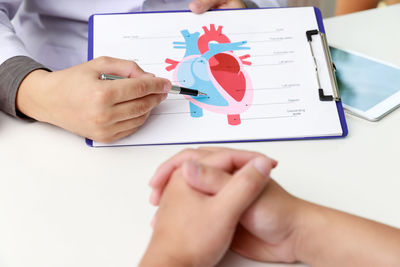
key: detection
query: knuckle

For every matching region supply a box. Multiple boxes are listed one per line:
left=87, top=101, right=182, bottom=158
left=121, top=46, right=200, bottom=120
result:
left=157, top=94, right=166, bottom=104
left=136, top=113, right=150, bottom=125
left=129, top=115, right=147, bottom=129
left=180, top=148, right=197, bottom=157
left=113, top=127, right=139, bottom=143
left=92, top=88, right=113, bottom=106
left=143, top=72, right=156, bottom=78
left=96, top=56, right=113, bottom=65
left=129, top=128, right=139, bottom=135
left=99, top=137, right=114, bottom=144
left=92, top=129, right=112, bottom=143
left=89, top=109, right=112, bottom=126
left=130, top=61, right=141, bottom=71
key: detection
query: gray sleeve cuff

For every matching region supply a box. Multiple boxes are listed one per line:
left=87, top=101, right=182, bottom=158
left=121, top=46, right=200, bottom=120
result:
left=0, top=56, right=51, bottom=120
left=243, top=0, right=259, bottom=8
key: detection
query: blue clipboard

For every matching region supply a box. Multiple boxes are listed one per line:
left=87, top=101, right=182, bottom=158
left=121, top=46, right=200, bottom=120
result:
left=86, top=7, right=348, bottom=147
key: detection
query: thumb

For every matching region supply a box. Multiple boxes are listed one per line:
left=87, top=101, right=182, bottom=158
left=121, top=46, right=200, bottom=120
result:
left=189, top=0, right=244, bottom=13
left=214, top=157, right=273, bottom=222
left=189, top=0, right=216, bottom=13
left=182, top=160, right=231, bottom=195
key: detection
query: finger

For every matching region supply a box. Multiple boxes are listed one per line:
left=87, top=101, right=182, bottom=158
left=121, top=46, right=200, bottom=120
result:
left=198, top=149, right=278, bottom=174
left=214, top=156, right=273, bottom=222
left=148, top=148, right=219, bottom=206
left=108, top=77, right=171, bottom=104
left=189, top=0, right=244, bottom=13
left=149, top=147, right=265, bottom=189
left=182, top=160, right=231, bottom=195
left=108, top=127, right=140, bottom=143
left=91, top=56, right=146, bottom=78
left=149, top=147, right=216, bottom=188
left=111, top=93, right=167, bottom=122
left=149, top=187, right=163, bottom=206
left=111, top=112, right=151, bottom=134
left=149, top=147, right=277, bottom=205
left=182, top=155, right=276, bottom=196
left=142, top=72, right=156, bottom=78
left=189, top=0, right=219, bottom=13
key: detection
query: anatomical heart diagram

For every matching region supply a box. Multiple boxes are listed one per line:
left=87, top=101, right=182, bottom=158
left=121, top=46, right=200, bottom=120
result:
left=165, top=24, right=253, bottom=125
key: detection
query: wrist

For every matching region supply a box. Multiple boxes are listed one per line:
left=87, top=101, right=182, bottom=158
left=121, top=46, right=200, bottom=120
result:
left=139, top=237, right=192, bottom=267
left=140, top=254, right=189, bottom=267
left=293, top=200, right=328, bottom=265
left=16, top=69, right=52, bottom=122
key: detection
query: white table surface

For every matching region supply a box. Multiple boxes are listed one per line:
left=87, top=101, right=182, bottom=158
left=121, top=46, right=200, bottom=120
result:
left=1, top=5, right=400, bottom=267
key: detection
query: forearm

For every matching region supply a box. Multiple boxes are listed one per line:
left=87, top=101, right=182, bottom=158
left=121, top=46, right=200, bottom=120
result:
left=335, top=0, right=379, bottom=15
left=0, top=56, right=50, bottom=119
left=140, top=251, right=189, bottom=267
left=296, top=201, right=400, bottom=267
left=385, top=0, right=400, bottom=5
left=139, top=233, right=194, bottom=267
left=15, top=68, right=53, bottom=121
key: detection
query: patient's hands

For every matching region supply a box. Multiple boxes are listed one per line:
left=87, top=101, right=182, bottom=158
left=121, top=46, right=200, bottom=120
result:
left=149, top=147, right=303, bottom=263
left=185, top=161, right=303, bottom=263
left=140, top=149, right=273, bottom=267
left=147, top=147, right=400, bottom=267
left=17, top=57, right=170, bottom=143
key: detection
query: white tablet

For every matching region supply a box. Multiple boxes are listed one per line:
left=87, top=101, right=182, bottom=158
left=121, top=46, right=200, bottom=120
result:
left=330, top=46, right=400, bottom=121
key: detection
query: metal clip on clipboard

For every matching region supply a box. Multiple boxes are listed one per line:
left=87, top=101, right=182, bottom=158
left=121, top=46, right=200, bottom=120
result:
left=306, top=30, right=340, bottom=102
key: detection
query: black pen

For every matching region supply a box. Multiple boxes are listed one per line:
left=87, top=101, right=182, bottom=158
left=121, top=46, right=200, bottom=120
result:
left=100, top=74, right=207, bottom=97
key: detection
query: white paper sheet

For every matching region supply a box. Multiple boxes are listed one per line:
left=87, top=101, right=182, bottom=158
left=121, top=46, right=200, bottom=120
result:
left=91, top=7, right=344, bottom=146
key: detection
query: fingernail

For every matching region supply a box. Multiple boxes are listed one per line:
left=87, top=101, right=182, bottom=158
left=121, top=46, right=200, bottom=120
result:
left=162, top=93, right=168, bottom=101
left=252, top=157, right=272, bottom=177
left=271, top=159, right=278, bottom=168
left=191, top=0, right=203, bottom=11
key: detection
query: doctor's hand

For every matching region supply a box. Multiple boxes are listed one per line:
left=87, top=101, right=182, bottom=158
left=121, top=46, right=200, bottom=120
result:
left=16, top=57, right=170, bottom=143
left=140, top=156, right=272, bottom=267
left=189, top=0, right=246, bottom=14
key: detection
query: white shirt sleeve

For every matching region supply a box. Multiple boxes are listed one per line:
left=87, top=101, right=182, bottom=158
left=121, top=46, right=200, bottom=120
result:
left=0, top=1, right=31, bottom=65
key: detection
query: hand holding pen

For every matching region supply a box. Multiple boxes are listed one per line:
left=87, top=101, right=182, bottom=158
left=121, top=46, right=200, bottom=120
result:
left=100, top=74, right=207, bottom=97
left=17, top=57, right=187, bottom=143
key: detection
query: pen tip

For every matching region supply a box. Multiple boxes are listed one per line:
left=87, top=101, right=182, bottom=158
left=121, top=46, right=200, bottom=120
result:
left=199, top=92, right=207, bottom=96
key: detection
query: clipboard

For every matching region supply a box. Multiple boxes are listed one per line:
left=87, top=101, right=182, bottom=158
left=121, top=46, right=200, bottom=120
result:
left=86, top=7, right=348, bottom=147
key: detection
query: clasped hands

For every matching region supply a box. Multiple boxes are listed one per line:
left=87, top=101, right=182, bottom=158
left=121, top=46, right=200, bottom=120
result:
left=140, top=147, right=310, bottom=267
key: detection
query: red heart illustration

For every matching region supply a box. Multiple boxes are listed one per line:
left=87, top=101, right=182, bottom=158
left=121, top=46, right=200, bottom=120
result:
left=209, top=53, right=246, bottom=102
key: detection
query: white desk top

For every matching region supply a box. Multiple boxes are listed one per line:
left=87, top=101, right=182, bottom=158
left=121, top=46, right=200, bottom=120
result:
left=1, top=5, right=399, bottom=267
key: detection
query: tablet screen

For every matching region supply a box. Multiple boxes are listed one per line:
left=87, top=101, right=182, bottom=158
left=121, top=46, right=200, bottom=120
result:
left=330, top=47, right=400, bottom=112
